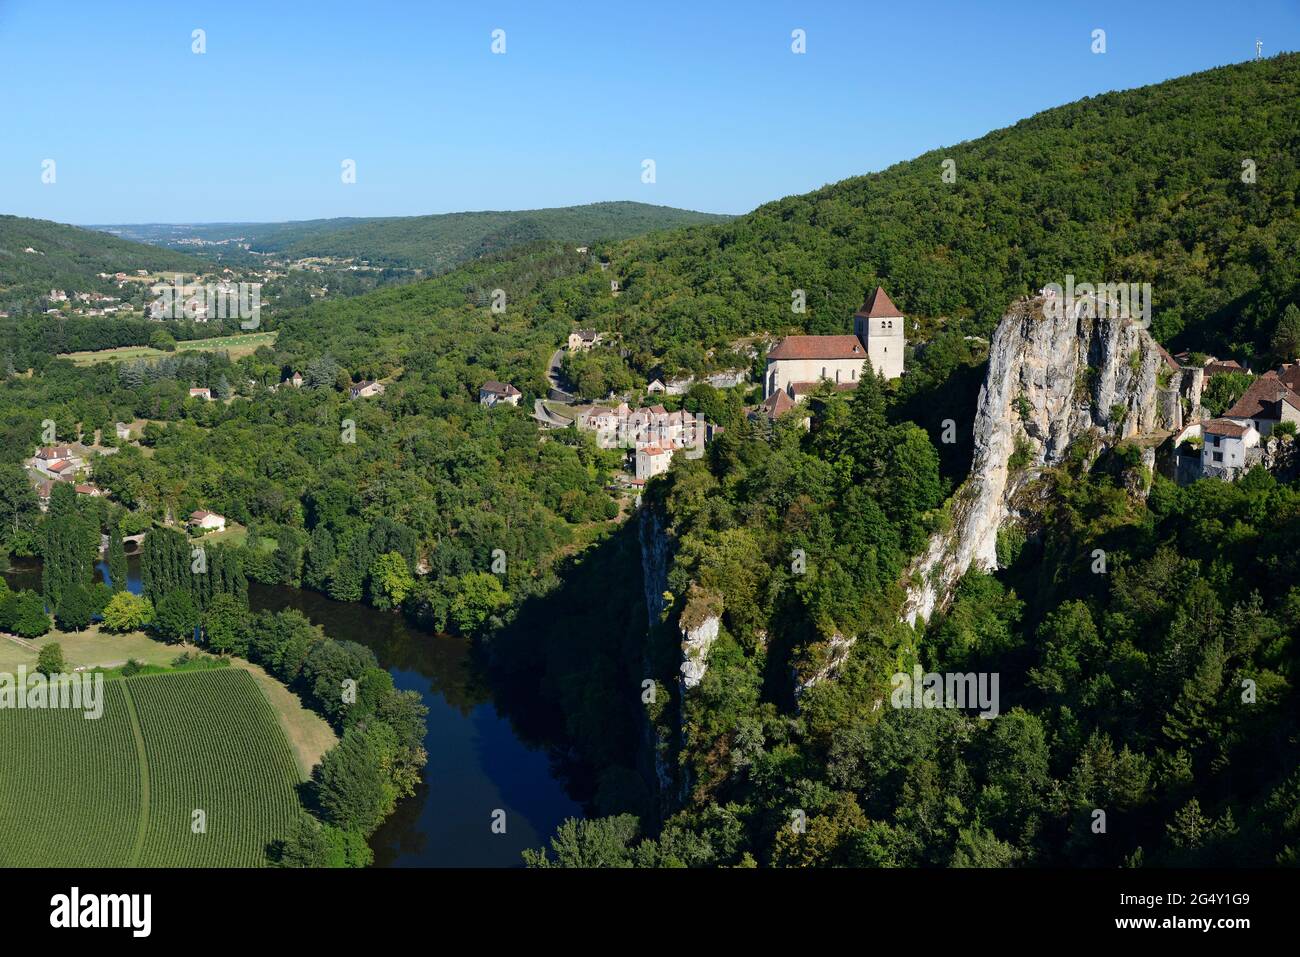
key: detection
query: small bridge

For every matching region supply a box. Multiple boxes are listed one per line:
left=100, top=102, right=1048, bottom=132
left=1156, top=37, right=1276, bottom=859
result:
left=100, top=532, right=147, bottom=553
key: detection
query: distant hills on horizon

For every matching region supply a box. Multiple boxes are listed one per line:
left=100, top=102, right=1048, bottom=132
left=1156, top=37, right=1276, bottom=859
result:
left=85, top=201, right=735, bottom=271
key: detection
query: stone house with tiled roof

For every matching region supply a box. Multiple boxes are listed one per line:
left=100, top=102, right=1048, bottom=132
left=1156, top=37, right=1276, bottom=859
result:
left=1224, top=371, right=1300, bottom=437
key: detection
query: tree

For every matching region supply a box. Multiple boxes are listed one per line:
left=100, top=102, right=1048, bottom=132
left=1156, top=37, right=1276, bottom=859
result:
left=202, top=593, right=250, bottom=656
left=106, top=523, right=128, bottom=592
left=273, top=527, right=305, bottom=587
left=12, top=591, right=51, bottom=638
left=274, top=814, right=373, bottom=868
left=313, top=724, right=397, bottom=835
left=304, top=525, right=336, bottom=590
left=101, top=591, right=155, bottom=633
left=449, top=572, right=509, bottom=635
left=0, top=464, right=39, bottom=547
left=369, top=551, right=414, bottom=610
left=1271, top=303, right=1300, bottom=361
left=35, top=641, right=65, bottom=676
left=54, top=583, right=94, bottom=633
left=152, top=589, right=199, bottom=643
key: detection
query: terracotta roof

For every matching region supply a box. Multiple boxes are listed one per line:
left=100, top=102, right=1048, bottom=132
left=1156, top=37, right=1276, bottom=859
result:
left=37, top=446, right=75, bottom=459
left=480, top=380, right=521, bottom=396
left=759, top=390, right=796, bottom=418
left=1204, top=418, right=1252, bottom=438
left=1278, top=364, right=1300, bottom=393
left=1225, top=372, right=1300, bottom=420
left=855, top=286, right=904, bottom=319
left=190, top=509, right=221, bottom=521
left=48, top=460, right=74, bottom=473
left=1205, top=359, right=1244, bottom=376
left=1151, top=341, right=1181, bottom=373
left=768, top=335, right=865, bottom=361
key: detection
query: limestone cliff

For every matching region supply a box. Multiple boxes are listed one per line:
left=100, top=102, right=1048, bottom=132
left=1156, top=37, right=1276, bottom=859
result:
left=903, top=293, right=1186, bottom=625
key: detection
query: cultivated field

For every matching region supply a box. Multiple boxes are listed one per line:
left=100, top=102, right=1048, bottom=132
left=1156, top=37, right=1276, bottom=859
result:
left=0, top=669, right=302, bottom=866
left=59, top=330, right=278, bottom=366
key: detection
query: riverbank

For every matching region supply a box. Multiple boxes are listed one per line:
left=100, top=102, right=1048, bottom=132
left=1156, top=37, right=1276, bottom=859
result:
left=3, top=557, right=585, bottom=866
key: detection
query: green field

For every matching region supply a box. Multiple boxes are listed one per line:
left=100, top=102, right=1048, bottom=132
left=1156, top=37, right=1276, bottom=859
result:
left=0, top=668, right=302, bottom=866
left=60, top=330, right=278, bottom=366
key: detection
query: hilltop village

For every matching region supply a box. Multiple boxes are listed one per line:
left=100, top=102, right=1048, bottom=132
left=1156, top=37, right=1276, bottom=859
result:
left=529, top=286, right=907, bottom=484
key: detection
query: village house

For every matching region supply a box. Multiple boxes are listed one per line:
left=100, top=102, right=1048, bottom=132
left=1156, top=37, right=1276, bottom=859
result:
left=1201, top=419, right=1261, bottom=479
left=578, top=402, right=709, bottom=451
left=74, top=483, right=104, bottom=497
left=635, top=440, right=681, bottom=482
left=1223, top=370, right=1300, bottom=437
left=567, top=330, right=603, bottom=352
left=646, top=371, right=696, bottom=396
left=32, top=445, right=83, bottom=479
left=349, top=380, right=385, bottom=399
left=286, top=371, right=304, bottom=388
left=764, top=286, right=906, bottom=401
left=189, top=387, right=213, bottom=401
left=479, top=380, right=523, bottom=407
left=189, top=509, right=227, bottom=532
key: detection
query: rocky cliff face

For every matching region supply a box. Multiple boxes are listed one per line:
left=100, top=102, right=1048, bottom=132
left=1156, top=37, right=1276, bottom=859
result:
left=903, top=294, right=1184, bottom=624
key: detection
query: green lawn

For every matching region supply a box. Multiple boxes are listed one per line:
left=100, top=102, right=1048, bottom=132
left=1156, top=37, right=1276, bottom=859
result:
left=0, top=668, right=303, bottom=866
left=60, top=330, right=278, bottom=366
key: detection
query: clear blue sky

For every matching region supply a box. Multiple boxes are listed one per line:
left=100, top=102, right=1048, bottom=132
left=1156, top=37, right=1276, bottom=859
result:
left=0, top=0, right=1295, bottom=224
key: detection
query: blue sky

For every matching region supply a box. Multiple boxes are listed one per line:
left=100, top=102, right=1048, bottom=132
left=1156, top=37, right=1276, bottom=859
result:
left=0, top=0, right=1296, bottom=224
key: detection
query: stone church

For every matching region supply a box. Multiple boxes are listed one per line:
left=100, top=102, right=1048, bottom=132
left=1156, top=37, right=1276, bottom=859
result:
left=764, top=286, right=905, bottom=401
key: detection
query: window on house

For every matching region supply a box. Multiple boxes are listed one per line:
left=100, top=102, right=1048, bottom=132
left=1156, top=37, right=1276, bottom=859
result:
left=1213, top=451, right=1223, bottom=463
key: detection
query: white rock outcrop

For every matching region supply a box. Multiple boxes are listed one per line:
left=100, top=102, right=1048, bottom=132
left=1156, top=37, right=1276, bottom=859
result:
left=903, top=294, right=1183, bottom=625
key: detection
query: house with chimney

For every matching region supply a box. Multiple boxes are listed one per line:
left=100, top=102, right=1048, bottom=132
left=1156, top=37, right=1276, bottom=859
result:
left=32, top=445, right=84, bottom=479
left=349, top=380, right=385, bottom=399
left=479, top=380, right=522, bottom=407
left=764, top=286, right=905, bottom=401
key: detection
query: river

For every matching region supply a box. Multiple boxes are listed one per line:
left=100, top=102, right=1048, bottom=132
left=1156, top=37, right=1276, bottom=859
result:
left=2, top=556, right=584, bottom=867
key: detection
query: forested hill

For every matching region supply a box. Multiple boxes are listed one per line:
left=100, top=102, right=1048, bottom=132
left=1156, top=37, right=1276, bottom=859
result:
left=93, top=201, right=734, bottom=272
left=0, top=215, right=204, bottom=311
left=549, top=53, right=1299, bottom=363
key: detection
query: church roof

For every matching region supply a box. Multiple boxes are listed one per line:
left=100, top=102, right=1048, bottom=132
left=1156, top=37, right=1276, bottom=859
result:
left=767, top=335, right=864, bottom=360
left=855, top=286, right=904, bottom=319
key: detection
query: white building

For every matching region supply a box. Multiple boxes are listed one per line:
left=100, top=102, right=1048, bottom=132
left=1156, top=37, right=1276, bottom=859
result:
left=1201, top=418, right=1260, bottom=479
left=189, top=510, right=227, bottom=532
left=479, top=380, right=522, bottom=407
left=349, top=380, right=385, bottom=399
left=189, top=387, right=213, bottom=401
left=635, top=440, right=680, bottom=481
left=764, top=286, right=905, bottom=400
